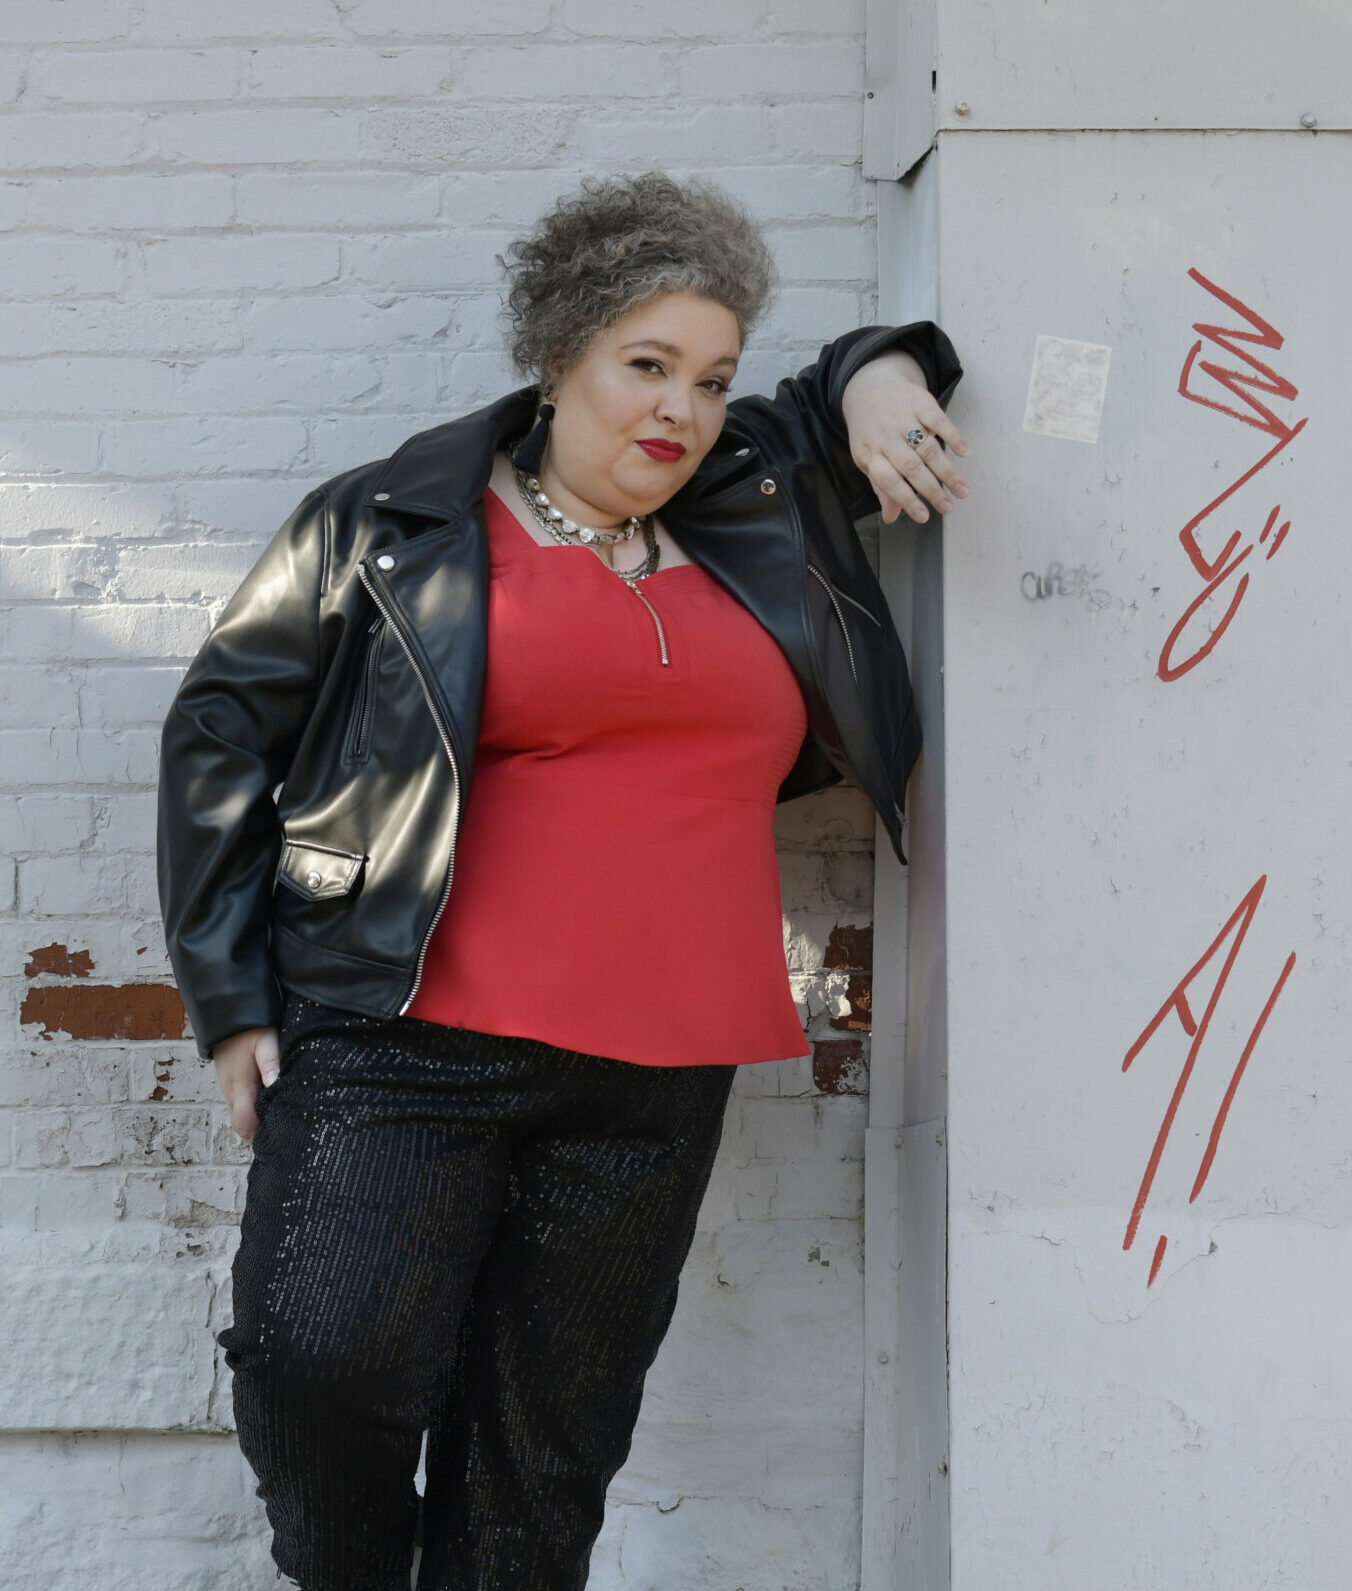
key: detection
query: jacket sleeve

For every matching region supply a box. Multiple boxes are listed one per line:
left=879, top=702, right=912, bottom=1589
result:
left=157, top=486, right=329, bottom=1059
left=727, top=321, right=963, bottom=521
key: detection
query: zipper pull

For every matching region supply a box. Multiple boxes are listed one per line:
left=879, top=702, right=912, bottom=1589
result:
left=627, top=581, right=670, bottom=667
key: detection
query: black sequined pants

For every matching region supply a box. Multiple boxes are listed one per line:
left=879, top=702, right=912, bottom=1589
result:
left=219, top=997, right=736, bottom=1591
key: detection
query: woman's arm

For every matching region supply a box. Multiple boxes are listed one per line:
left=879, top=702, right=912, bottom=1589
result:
left=158, top=486, right=329, bottom=1061
left=725, top=320, right=965, bottom=523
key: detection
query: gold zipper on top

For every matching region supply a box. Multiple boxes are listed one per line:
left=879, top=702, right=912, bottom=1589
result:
left=625, top=579, right=670, bottom=667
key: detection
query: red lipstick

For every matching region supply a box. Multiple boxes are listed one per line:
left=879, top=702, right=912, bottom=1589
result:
left=636, top=439, right=687, bottom=462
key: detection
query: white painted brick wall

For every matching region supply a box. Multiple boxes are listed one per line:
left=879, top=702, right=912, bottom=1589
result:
left=0, top=3, right=886, bottom=1586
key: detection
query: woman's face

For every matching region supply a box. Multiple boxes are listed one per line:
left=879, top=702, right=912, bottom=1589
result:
left=542, top=291, right=742, bottom=524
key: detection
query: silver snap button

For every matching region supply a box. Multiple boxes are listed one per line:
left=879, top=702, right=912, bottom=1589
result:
left=376, top=554, right=395, bottom=571
left=735, top=447, right=750, bottom=458
left=759, top=478, right=776, bottom=495
left=305, top=870, right=323, bottom=890
left=373, top=491, right=391, bottom=502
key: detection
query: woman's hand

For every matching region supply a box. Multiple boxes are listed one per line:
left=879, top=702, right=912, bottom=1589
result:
left=213, top=1025, right=280, bottom=1142
left=840, top=351, right=970, bottom=525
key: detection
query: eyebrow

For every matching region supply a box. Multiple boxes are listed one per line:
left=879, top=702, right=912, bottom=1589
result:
left=619, top=339, right=740, bottom=369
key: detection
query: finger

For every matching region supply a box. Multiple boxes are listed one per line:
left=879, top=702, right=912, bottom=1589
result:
left=255, top=1027, right=281, bottom=1089
left=868, top=454, right=939, bottom=524
left=232, top=1093, right=260, bottom=1142
left=911, top=435, right=969, bottom=500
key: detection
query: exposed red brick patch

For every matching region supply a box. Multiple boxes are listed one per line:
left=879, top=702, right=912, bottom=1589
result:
left=823, top=924, right=873, bottom=972
left=828, top=974, right=872, bottom=1033
left=151, top=1062, right=172, bottom=1102
left=813, top=1038, right=868, bottom=1095
left=25, top=943, right=95, bottom=979
left=20, top=983, right=187, bottom=1041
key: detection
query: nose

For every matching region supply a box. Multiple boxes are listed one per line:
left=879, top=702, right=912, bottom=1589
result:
left=655, top=381, right=694, bottom=429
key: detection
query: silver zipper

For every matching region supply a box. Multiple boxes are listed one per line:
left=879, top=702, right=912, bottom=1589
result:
left=357, top=564, right=461, bottom=1011
left=626, top=580, right=670, bottom=667
left=343, top=616, right=385, bottom=763
left=807, top=563, right=857, bottom=684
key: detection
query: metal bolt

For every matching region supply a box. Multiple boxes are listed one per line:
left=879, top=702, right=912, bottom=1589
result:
left=305, top=870, right=323, bottom=890
left=954, top=100, right=970, bottom=117
left=759, top=478, right=776, bottom=495
left=372, top=491, right=390, bottom=501
left=376, top=554, right=395, bottom=571
left=1300, top=112, right=1318, bottom=129
left=877, top=1350, right=890, bottom=1365
left=735, top=447, right=750, bottom=458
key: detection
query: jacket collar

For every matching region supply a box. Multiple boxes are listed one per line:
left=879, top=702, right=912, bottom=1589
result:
left=364, top=387, right=540, bottom=521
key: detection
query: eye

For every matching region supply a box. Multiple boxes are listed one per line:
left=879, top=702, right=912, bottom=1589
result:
left=701, top=378, right=731, bottom=397
left=631, top=358, right=664, bottom=375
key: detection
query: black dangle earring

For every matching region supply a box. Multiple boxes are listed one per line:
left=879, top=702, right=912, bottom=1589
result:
left=514, top=386, right=556, bottom=475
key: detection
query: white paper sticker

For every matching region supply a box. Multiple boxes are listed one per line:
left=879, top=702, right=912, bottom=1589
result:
left=1023, top=335, right=1113, bottom=443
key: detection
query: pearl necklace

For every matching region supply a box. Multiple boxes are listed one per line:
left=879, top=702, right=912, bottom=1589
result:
left=508, top=453, right=661, bottom=580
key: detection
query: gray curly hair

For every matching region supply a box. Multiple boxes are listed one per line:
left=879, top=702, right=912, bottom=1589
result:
left=502, top=171, right=778, bottom=385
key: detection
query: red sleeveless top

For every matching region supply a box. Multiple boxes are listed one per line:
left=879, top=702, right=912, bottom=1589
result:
left=404, top=489, right=810, bottom=1067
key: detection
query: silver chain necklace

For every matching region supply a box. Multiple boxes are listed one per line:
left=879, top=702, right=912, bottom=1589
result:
left=508, top=452, right=661, bottom=581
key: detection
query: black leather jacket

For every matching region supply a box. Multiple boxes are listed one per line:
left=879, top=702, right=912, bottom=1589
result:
left=158, top=322, right=962, bottom=1056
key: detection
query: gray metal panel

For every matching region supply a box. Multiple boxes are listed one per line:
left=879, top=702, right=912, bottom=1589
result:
left=935, top=0, right=1350, bottom=131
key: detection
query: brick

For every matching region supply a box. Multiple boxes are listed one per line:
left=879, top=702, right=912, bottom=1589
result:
left=360, top=102, right=577, bottom=168
left=129, top=1049, right=219, bottom=1106
left=824, top=850, right=874, bottom=909
left=0, top=1042, right=130, bottom=1108
left=100, top=415, right=308, bottom=478
left=243, top=293, right=455, bottom=356
left=308, top=413, right=434, bottom=478
left=136, top=0, right=342, bottom=43
left=14, top=1107, right=120, bottom=1168
left=0, top=234, right=125, bottom=296
left=341, top=228, right=511, bottom=291
left=823, top=923, right=873, bottom=971
left=0, top=666, right=82, bottom=731
left=25, top=168, right=227, bottom=231
left=773, top=782, right=876, bottom=851
left=153, top=106, right=362, bottom=166
left=0, top=55, right=24, bottom=103
left=110, top=540, right=266, bottom=602
left=0, top=297, right=242, bottom=357
left=0, top=858, right=14, bottom=913
left=0, top=1, right=134, bottom=45
left=236, top=169, right=441, bottom=228
left=7, top=356, right=181, bottom=416
left=812, top=1037, right=868, bottom=1095
left=0, top=1262, right=217, bottom=1428
left=78, top=664, right=184, bottom=728
left=344, top=0, right=551, bottom=36
left=25, top=942, right=95, bottom=977
left=169, top=475, right=329, bottom=539
left=765, top=222, right=877, bottom=283
left=564, top=105, right=767, bottom=166
left=768, top=100, right=867, bottom=162
left=457, top=42, right=669, bottom=98
left=0, top=603, right=212, bottom=664
left=19, top=852, right=160, bottom=918
left=116, top=1105, right=213, bottom=1166
left=245, top=43, right=455, bottom=99
left=826, top=972, right=872, bottom=1032
left=141, top=233, right=342, bottom=296
left=559, top=0, right=761, bottom=38
left=20, top=983, right=186, bottom=1043
left=171, top=352, right=381, bottom=413
left=0, top=542, right=115, bottom=601
left=440, top=167, right=593, bottom=226
left=0, top=729, right=160, bottom=786
left=37, top=46, right=238, bottom=103
left=0, top=111, right=145, bottom=172
left=0, top=796, right=95, bottom=852
left=119, top=1166, right=244, bottom=1225
left=0, top=420, right=102, bottom=477
left=716, top=165, right=869, bottom=224
left=674, top=42, right=863, bottom=98
left=93, top=791, right=158, bottom=850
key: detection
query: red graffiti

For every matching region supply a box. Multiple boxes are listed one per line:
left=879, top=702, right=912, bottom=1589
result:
left=1122, top=874, right=1297, bottom=1285
left=1158, top=269, right=1307, bottom=681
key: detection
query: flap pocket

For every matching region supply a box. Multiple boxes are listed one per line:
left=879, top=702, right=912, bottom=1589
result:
left=276, top=839, right=365, bottom=902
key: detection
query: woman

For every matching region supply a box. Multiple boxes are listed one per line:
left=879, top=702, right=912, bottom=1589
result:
left=158, top=172, right=967, bottom=1591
